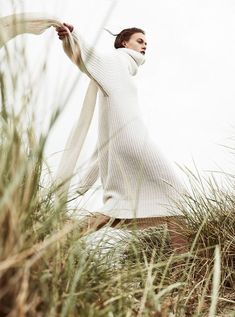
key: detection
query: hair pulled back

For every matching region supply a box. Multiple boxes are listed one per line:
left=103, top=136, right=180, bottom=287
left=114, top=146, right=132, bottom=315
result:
left=104, top=27, right=145, bottom=49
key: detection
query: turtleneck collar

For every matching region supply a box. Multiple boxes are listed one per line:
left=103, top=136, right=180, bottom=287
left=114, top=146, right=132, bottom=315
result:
left=116, top=47, right=146, bottom=76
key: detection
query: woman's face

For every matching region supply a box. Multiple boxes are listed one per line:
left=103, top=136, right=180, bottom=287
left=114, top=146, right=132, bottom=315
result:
left=122, top=32, right=147, bottom=55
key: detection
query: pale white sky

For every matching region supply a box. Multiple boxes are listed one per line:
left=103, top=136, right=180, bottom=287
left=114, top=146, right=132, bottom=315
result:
left=1, top=0, right=235, bottom=209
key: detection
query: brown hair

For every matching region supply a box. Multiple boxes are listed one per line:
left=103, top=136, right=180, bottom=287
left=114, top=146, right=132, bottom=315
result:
left=104, top=27, right=145, bottom=49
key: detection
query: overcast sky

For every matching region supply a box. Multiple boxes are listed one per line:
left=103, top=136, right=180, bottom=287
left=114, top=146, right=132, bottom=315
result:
left=1, top=0, right=235, bottom=209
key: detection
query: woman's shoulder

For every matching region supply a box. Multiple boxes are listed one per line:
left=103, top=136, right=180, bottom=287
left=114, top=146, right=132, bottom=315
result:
left=97, top=49, right=125, bottom=72
left=103, top=48, right=121, bottom=60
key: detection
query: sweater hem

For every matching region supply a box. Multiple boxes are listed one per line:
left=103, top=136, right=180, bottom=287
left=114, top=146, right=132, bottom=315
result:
left=97, top=199, right=184, bottom=219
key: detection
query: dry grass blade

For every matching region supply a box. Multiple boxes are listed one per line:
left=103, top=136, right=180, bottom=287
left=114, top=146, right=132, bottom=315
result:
left=1, top=1, right=235, bottom=316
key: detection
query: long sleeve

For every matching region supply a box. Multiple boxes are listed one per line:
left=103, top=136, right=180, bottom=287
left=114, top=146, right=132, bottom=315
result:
left=76, top=144, right=99, bottom=195
left=62, top=27, right=113, bottom=95
left=55, top=27, right=109, bottom=197
left=62, top=28, right=102, bottom=71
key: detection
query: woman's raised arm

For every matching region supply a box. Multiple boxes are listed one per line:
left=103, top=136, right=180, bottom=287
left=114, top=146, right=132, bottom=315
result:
left=56, top=22, right=108, bottom=84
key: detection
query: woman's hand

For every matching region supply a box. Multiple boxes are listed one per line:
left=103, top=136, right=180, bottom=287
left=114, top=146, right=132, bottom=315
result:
left=56, top=23, right=74, bottom=40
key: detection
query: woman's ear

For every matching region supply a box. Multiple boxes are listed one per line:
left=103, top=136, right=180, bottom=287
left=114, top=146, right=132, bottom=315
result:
left=122, top=41, right=126, bottom=47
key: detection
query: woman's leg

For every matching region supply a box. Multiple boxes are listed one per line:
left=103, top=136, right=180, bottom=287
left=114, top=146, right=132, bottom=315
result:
left=111, top=216, right=189, bottom=253
left=78, top=214, right=189, bottom=254
left=166, top=216, right=189, bottom=254
left=79, top=213, right=112, bottom=235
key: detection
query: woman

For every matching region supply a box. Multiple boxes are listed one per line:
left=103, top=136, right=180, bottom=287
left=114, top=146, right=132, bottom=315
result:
left=56, top=23, right=187, bottom=251
left=0, top=13, right=188, bottom=253
left=56, top=23, right=189, bottom=253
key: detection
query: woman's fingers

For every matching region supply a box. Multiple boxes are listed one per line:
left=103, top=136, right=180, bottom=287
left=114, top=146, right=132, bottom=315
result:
left=56, top=27, right=67, bottom=32
left=63, top=23, right=74, bottom=32
left=56, top=23, right=74, bottom=40
left=56, top=23, right=74, bottom=32
left=58, top=30, right=69, bottom=35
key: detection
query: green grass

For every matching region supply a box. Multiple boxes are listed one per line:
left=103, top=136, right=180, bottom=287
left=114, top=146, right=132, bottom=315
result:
left=0, top=13, right=235, bottom=317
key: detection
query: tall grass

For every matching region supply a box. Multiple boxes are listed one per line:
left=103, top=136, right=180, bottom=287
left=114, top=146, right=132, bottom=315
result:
left=1, top=10, right=235, bottom=317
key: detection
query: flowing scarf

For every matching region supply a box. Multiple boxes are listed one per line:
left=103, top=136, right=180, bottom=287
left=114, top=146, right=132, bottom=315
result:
left=0, top=12, right=99, bottom=199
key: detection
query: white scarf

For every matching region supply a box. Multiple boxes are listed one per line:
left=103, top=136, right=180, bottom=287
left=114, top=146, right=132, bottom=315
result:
left=0, top=12, right=145, bottom=199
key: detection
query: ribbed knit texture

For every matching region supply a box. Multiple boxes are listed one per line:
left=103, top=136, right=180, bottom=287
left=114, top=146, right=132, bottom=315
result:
left=0, top=13, right=188, bottom=219
left=70, top=30, right=188, bottom=218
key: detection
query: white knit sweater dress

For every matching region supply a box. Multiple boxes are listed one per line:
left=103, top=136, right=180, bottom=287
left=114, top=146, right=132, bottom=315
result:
left=0, top=12, right=186, bottom=219
left=69, top=29, right=187, bottom=219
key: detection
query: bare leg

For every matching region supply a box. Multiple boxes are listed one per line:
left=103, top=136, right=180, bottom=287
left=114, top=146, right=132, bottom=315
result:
left=78, top=214, right=189, bottom=254
left=79, top=213, right=112, bottom=235
left=167, top=216, right=189, bottom=254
